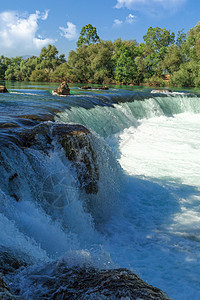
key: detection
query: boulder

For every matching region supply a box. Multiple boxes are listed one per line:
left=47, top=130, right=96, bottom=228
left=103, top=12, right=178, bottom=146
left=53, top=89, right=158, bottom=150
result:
left=13, top=263, right=171, bottom=299
left=53, top=81, right=70, bottom=96
left=16, top=123, right=99, bottom=194
left=0, top=86, right=8, bottom=93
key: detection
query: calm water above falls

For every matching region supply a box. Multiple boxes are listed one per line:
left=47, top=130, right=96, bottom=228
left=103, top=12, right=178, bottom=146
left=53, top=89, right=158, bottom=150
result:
left=1, top=82, right=200, bottom=299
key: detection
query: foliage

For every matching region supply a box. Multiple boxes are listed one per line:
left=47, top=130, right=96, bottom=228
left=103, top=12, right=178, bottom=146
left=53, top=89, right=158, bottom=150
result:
left=77, top=24, right=100, bottom=47
left=1, top=22, right=200, bottom=87
left=29, top=70, right=49, bottom=82
left=162, top=45, right=184, bottom=74
left=115, top=42, right=138, bottom=84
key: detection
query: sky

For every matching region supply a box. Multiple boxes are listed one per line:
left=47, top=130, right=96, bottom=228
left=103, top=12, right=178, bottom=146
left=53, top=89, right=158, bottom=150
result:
left=0, top=0, right=199, bottom=58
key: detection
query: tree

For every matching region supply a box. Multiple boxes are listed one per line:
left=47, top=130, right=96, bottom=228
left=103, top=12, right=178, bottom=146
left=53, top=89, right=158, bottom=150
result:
left=162, top=44, right=183, bottom=74
left=115, top=43, right=138, bottom=84
left=142, top=27, right=175, bottom=77
left=77, top=24, right=100, bottom=47
left=36, top=44, right=66, bottom=80
left=0, top=55, right=10, bottom=79
left=29, top=70, right=49, bottom=82
left=143, top=27, right=175, bottom=56
left=50, top=63, right=71, bottom=82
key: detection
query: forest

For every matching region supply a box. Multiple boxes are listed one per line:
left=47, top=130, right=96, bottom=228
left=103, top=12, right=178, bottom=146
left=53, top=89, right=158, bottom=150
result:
left=1, top=22, right=200, bottom=87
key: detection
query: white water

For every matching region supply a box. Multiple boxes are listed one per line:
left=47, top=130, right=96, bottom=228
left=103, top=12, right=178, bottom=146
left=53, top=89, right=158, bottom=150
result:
left=2, top=93, right=200, bottom=299
left=107, top=111, right=200, bottom=299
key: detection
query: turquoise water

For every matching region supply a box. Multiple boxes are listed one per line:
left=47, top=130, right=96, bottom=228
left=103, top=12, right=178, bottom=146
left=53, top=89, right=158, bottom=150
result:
left=1, top=82, right=200, bottom=299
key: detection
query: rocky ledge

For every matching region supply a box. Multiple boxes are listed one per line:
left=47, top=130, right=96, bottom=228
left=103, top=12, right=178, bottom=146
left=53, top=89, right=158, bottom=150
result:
left=13, top=123, right=99, bottom=194
left=80, top=86, right=109, bottom=90
left=0, top=85, right=8, bottom=93
left=36, top=266, right=171, bottom=299
left=7, top=260, right=170, bottom=299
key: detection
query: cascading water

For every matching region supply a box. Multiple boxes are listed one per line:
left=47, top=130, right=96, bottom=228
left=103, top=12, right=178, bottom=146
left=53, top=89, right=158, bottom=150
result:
left=1, top=85, right=200, bottom=299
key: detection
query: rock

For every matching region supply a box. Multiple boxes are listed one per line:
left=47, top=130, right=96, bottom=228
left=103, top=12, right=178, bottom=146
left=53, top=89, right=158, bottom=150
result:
left=80, top=86, right=92, bottom=90
left=53, top=81, right=70, bottom=96
left=151, top=89, right=172, bottom=94
left=98, top=86, right=109, bottom=90
left=0, top=86, right=8, bottom=93
left=0, top=247, right=28, bottom=299
left=0, top=247, right=28, bottom=275
left=16, top=123, right=99, bottom=194
left=52, top=124, right=99, bottom=194
left=0, top=278, right=17, bottom=299
left=80, top=86, right=109, bottom=90
left=14, top=263, right=171, bottom=299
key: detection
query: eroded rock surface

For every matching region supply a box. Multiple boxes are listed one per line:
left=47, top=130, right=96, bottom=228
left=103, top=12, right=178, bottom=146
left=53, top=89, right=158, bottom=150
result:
left=16, top=123, right=99, bottom=194
left=11, top=263, right=170, bottom=300
left=0, top=86, right=8, bottom=93
left=53, top=81, right=70, bottom=96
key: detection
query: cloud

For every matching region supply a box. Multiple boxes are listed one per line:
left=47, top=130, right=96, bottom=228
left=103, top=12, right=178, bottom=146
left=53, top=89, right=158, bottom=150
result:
left=113, top=19, right=123, bottom=26
left=115, top=0, right=186, bottom=11
left=41, top=10, right=49, bottom=21
left=126, top=13, right=135, bottom=24
left=59, top=22, right=78, bottom=40
left=113, top=14, right=136, bottom=26
left=0, top=10, right=54, bottom=56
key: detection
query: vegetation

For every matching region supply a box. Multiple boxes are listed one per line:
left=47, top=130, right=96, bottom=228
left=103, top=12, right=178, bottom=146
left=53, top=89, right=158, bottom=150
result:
left=1, top=22, right=200, bottom=87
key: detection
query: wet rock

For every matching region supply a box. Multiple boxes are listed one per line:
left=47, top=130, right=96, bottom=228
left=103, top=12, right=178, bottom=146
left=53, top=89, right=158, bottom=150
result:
left=0, top=247, right=28, bottom=299
left=16, top=114, right=54, bottom=122
left=151, top=89, right=172, bottom=94
left=80, top=86, right=109, bottom=90
left=80, top=86, right=92, bottom=90
left=52, top=124, right=99, bottom=194
left=0, top=122, right=20, bottom=129
left=16, top=123, right=99, bottom=194
left=0, top=278, right=18, bottom=299
left=14, top=263, right=170, bottom=299
left=53, top=81, right=70, bottom=96
left=97, top=86, right=109, bottom=90
left=0, top=246, right=28, bottom=275
left=0, top=86, right=8, bottom=93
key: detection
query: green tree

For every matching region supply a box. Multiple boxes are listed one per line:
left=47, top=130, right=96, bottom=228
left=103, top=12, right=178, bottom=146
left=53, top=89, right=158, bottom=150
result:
left=50, top=63, right=71, bottom=82
left=29, top=69, right=49, bottom=82
left=142, top=27, right=175, bottom=77
left=36, top=44, right=66, bottom=80
left=0, top=55, right=10, bottom=79
left=4, top=56, right=22, bottom=80
left=77, top=24, right=100, bottom=47
left=162, top=44, right=183, bottom=74
left=115, top=42, right=138, bottom=84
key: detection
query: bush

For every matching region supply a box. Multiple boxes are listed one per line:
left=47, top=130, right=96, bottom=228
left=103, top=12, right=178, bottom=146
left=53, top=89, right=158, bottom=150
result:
left=29, top=70, right=49, bottom=82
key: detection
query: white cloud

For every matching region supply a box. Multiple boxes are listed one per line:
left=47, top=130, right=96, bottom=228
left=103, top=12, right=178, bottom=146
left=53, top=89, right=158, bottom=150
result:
left=113, top=14, right=136, bottom=26
left=41, top=9, right=49, bottom=21
left=115, top=0, right=186, bottom=11
left=59, top=22, right=78, bottom=40
left=113, top=19, right=123, bottom=26
left=126, top=13, right=136, bottom=24
left=0, top=10, right=54, bottom=56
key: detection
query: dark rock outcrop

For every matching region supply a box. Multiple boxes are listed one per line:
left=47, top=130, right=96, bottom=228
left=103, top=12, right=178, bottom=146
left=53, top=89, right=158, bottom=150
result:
left=80, top=86, right=109, bottom=90
left=53, top=81, right=70, bottom=96
left=0, top=278, right=18, bottom=299
left=0, top=86, right=8, bottom=93
left=0, top=247, right=28, bottom=299
left=13, top=263, right=170, bottom=299
left=16, top=123, right=99, bottom=194
left=0, top=247, right=28, bottom=275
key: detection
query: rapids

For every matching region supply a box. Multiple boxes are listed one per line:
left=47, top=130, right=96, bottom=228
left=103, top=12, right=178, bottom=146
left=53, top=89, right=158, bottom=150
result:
left=0, top=82, right=200, bottom=299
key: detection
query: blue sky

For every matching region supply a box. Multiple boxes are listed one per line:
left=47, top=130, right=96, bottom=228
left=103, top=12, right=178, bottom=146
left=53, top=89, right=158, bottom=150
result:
left=0, top=0, right=199, bottom=58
